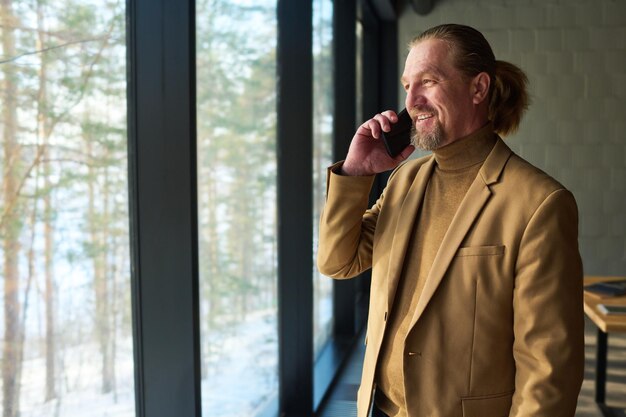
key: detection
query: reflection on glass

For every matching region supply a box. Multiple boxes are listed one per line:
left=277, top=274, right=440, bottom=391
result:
left=356, top=18, right=364, bottom=126
left=0, top=0, right=134, bottom=415
left=312, top=0, right=334, bottom=358
left=196, top=1, right=279, bottom=415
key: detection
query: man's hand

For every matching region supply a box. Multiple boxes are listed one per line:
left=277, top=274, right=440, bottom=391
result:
left=342, top=110, right=415, bottom=176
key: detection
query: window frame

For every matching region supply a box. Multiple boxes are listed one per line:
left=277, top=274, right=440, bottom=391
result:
left=276, top=0, right=315, bottom=415
left=127, top=0, right=201, bottom=415
left=127, top=0, right=395, bottom=415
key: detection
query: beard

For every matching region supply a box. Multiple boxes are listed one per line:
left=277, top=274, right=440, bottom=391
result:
left=411, top=119, right=444, bottom=151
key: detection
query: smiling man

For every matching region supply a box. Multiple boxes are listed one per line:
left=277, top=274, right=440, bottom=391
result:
left=317, top=24, right=584, bottom=417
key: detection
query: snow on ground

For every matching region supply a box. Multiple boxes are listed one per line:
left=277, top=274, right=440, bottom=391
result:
left=15, top=308, right=278, bottom=417
left=201, top=308, right=278, bottom=417
left=19, top=339, right=135, bottom=417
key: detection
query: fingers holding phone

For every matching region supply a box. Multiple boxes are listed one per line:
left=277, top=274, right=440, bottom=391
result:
left=342, top=109, right=415, bottom=176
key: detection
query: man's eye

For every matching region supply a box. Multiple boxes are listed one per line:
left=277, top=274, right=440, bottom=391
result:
left=422, top=79, right=435, bottom=85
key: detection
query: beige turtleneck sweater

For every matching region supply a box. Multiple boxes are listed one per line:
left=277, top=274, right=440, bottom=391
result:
left=375, top=124, right=497, bottom=417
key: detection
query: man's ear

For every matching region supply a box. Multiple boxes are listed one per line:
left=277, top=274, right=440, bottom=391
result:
left=471, top=72, right=490, bottom=105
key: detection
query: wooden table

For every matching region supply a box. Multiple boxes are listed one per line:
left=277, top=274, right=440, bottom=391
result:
left=583, top=276, right=626, bottom=417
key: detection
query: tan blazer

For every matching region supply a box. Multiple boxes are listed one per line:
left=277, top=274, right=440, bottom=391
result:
left=317, top=138, right=584, bottom=417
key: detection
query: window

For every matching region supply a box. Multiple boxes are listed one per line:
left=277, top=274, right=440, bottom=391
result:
left=312, top=0, right=334, bottom=359
left=356, top=18, right=364, bottom=126
left=0, top=0, right=134, bottom=415
left=196, top=1, right=279, bottom=415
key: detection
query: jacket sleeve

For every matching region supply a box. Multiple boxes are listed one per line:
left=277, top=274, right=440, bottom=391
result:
left=510, top=189, right=585, bottom=417
left=316, top=162, right=381, bottom=279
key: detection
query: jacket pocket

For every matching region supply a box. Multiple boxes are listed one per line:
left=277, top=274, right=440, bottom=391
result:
left=461, top=390, right=513, bottom=417
left=456, top=245, right=505, bottom=257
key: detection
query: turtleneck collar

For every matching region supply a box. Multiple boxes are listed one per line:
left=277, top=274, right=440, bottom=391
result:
left=433, top=123, right=497, bottom=171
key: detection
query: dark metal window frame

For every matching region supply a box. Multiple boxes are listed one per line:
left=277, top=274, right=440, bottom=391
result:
left=314, top=0, right=397, bottom=411
left=127, top=0, right=394, bottom=415
left=127, top=0, right=201, bottom=415
left=277, top=0, right=314, bottom=415
left=315, top=0, right=399, bottom=413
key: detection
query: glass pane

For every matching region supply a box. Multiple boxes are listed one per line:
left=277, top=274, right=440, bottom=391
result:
left=196, top=1, right=278, bottom=416
left=312, top=0, right=334, bottom=359
left=356, top=18, right=364, bottom=126
left=0, top=0, right=134, bottom=416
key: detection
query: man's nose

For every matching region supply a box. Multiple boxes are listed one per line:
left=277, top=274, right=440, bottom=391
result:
left=405, top=86, right=427, bottom=110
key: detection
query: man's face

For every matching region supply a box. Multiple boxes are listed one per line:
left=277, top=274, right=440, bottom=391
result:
left=401, top=38, right=478, bottom=150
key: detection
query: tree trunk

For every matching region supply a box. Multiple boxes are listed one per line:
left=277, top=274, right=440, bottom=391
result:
left=43, top=105, right=56, bottom=403
left=36, top=0, right=57, bottom=401
left=86, top=133, right=112, bottom=394
left=202, top=154, right=219, bottom=379
left=199, top=0, right=220, bottom=377
left=43, top=141, right=56, bottom=405
left=1, top=0, right=23, bottom=415
left=101, top=164, right=114, bottom=393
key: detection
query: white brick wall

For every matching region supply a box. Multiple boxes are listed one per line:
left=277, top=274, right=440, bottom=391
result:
left=398, top=0, right=626, bottom=275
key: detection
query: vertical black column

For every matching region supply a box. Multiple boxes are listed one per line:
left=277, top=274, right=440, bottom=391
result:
left=332, top=0, right=358, bottom=339
left=595, top=328, right=608, bottom=404
left=277, top=1, right=314, bottom=415
left=127, top=0, right=201, bottom=416
left=360, top=1, right=380, bottom=123
left=379, top=21, right=398, bottom=114
left=375, top=20, right=399, bottom=188
left=353, top=0, right=399, bottom=324
left=333, top=0, right=357, bottom=162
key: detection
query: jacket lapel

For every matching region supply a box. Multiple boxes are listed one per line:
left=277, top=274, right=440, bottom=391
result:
left=408, top=138, right=512, bottom=329
left=386, top=157, right=436, bottom=312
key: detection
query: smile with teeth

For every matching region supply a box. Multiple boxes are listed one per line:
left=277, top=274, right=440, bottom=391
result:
left=417, top=113, right=434, bottom=122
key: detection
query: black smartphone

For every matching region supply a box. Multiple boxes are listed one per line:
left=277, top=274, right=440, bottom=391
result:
left=381, top=108, right=413, bottom=157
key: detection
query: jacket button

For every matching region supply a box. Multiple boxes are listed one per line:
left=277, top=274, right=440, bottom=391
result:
left=408, top=351, right=421, bottom=357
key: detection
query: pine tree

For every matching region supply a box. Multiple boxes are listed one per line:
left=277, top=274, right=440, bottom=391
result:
left=1, top=0, right=24, bottom=414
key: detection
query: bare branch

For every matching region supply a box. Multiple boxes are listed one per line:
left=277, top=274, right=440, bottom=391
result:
left=0, top=36, right=119, bottom=65
left=0, top=144, right=45, bottom=230
left=43, top=14, right=121, bottom=137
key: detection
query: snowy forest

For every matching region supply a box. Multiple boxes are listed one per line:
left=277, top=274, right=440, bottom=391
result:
left=1, top=0, right=333, bottom=415
left=1, top=0, right=132, bottom=415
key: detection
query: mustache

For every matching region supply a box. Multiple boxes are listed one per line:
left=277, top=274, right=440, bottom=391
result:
left=408, top=106, right=437, bottom=119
